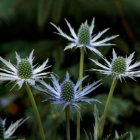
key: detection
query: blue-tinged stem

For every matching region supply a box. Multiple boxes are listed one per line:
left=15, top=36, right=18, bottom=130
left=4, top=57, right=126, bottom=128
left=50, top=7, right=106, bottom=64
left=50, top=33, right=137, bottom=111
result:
left=65, top=106, right=70, bottom=140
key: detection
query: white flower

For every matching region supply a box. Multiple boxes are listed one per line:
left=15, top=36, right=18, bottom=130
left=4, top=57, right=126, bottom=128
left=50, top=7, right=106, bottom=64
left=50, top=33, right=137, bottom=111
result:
left=90, top=49, right=140, bottom=81
left=51, top=18, right=119, bottom=56
left=0, top=118, right=28, bottom=139
left=34, top=73, right=101, bottom=110
left=0, top=50, right=50, bottom=89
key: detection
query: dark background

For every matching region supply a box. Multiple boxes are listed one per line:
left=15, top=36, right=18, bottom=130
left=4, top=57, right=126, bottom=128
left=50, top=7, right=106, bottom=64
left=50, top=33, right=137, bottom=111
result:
left=0, top=0, right=140, bottom=139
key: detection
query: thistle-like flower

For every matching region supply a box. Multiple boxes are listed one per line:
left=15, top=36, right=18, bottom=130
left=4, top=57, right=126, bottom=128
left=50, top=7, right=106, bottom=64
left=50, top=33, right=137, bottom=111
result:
left=34, top=73, right=101, bottom=110
left=0, top=118, right=27, bottom=139
left=51, top=18, right=119, bottom=56
left=90, top=49, right=140, bottom=80
left=0, top=50, right=50, bottom=89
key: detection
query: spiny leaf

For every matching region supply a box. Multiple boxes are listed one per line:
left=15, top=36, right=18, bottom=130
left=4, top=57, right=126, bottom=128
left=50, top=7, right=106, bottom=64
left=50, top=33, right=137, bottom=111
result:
left=0, top=119, right=4, bottom=139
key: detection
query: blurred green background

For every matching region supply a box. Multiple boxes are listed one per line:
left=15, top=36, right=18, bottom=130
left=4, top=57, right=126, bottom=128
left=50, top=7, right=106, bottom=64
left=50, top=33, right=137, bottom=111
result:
left=0, top=0, right=140, bottom=139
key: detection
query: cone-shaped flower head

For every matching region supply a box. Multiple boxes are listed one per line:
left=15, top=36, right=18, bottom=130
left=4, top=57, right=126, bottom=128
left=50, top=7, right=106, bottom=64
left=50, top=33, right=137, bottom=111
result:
left=34, top=73, right=101, bottom=110
left=0, top=50, right=50, bottom=89
left=60, top=79, right=75, bottom=102
left=78, top=24, right=90, bottom=45
left=18, top=59, right=33, bottom=79
left=111, top=57, right=126, bottom=74
left=0, top=118, right=27, bottom=139
left=51, top=18, right=119, bottom=56
left=90, top=49, right=140, bottom=80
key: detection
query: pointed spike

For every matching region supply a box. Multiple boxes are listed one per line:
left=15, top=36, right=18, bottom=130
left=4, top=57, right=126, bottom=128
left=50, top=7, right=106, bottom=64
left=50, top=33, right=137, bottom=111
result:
left=66, top=72, right=70, bottom=80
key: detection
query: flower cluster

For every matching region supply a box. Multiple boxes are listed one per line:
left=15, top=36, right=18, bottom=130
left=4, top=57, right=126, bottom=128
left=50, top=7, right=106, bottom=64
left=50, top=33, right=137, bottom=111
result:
left=34, top=73, right=101, bottom=110
left=51, top=18, right=119, bottom=56
left=0, top=17, right=140, bottom=140
left=90, top=49, right=140, bottom=81
left=0, top=50, right=50, bottom=88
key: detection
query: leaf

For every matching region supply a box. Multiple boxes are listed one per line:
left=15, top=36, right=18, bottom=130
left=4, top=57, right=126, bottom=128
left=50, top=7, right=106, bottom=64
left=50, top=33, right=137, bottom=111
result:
left=103, top=131, right=133, bottom=140
left=84, top=105, right=101, bottom=140
left=93, top=105, right=100, bottom=140
left=0, top=119, right=4, bottom=139
left=115, top=131, right=129, bottom=140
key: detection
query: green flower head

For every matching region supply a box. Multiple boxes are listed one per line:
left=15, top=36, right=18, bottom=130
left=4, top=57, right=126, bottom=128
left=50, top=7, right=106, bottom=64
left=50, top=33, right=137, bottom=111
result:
left=0, top=50, right=50, bottom=89
left=51, top=18, right=119, bottom=56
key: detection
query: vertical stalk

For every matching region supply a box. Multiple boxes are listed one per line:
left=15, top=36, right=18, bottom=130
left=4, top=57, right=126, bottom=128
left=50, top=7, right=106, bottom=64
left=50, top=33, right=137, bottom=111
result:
left=76, top=48, right=84, bottom=140
left=25, top=83, right=46, bottom=140
left=65, top=106, right=70, bottom=140
left=98, top=78, right=118, bottom=140
left=79, top=48, right=84, bottom=88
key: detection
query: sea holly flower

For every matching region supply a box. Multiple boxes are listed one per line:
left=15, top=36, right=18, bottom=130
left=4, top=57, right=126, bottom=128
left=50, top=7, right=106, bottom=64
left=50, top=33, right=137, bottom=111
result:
left=90, top=49, right=140, bottom=81
left=89, top=49, right=139, bottom=139
left=34, top=73, right=101, bottom=110
left=0, top=50, right=50, bottom=89
left=0, top=118, right=28, bottom=139
left=51, top=18, right=119, bottom=56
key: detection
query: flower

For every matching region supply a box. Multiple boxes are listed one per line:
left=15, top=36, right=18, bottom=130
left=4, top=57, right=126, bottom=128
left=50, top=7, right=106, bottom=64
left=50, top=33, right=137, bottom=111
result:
left=0, top=50, right=50, bottom=89
left=51, top=18, right=119, bottom=56
left=90, top=49, right=140, bottom=81
left=34, top=73, right=101, bottom=110
left=0, top=118, right=28, bottom=139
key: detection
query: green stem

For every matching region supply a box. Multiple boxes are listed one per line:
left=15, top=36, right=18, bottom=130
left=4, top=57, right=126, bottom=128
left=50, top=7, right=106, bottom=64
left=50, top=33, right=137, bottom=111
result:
left=65, top=107, right=70, bottom=140
left=98, top=78, right=118, bottom=140
left=76, top=48, right=85, bottom=140
left=79, top=48, right=84, bottom=87
left=25, top=83, right=46, bottom=140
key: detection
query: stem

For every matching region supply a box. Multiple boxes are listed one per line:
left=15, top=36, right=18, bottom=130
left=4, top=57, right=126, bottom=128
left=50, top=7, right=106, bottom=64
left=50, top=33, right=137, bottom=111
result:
left=76, top=48, right=85, bottom=140
left=79, top=48, right=85, bottom=87
left=98, top=78, right=118, bottom=140
left=25, top=83, right=46, bottom=140
left=65, top=107, right=70, bottom=140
